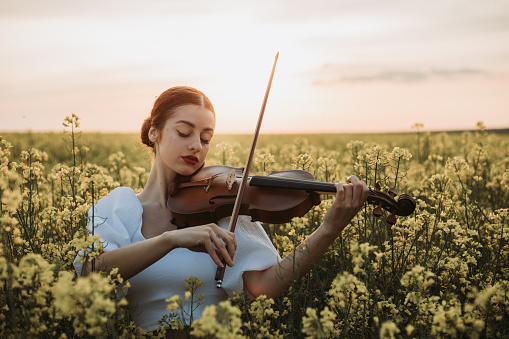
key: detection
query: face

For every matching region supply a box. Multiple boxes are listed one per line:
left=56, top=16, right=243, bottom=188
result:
left=149, top=104, right=215, bottom=177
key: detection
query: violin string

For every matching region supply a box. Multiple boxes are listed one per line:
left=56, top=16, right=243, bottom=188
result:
left=249, top=176, right=393, bottom=199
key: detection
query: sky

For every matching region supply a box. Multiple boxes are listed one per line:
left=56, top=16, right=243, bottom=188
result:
left=1, top=0, right=508, bottom=134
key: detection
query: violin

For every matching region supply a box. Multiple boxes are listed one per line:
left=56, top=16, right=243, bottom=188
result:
left=167, top=165, right=416, bottom=228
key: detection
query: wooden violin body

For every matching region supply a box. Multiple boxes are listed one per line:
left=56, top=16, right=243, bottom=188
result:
left=167, top=165, right=416, bottom=228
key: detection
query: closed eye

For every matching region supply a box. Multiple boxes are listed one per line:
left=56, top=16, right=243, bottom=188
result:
left=178, top=130, right=210, bottom=145
left=177, top=130, right=190, bottom=138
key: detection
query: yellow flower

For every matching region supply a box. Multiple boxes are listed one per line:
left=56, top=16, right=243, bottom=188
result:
left=165, top=295, right=182, bottom=311
left=380, top=321, right=401, bottom=339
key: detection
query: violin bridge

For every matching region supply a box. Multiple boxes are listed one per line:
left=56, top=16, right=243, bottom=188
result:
left=226, top=169, right=236, bottom=190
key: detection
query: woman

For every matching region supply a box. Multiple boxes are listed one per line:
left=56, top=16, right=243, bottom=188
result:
left=74, top=86, right=369, bottom=333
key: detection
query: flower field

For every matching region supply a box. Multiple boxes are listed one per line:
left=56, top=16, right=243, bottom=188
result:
left=1, top=116, right=508, bottom=338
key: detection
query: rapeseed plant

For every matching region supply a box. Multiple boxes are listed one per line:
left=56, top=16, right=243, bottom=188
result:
left=1, top=119, right=508, bottom=337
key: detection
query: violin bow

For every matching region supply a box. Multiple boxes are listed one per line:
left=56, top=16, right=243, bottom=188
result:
left=215, top=52, right=279, bottom=288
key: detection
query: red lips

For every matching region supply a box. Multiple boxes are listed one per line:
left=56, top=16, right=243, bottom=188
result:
left=182, top=155, right=199, bottom=165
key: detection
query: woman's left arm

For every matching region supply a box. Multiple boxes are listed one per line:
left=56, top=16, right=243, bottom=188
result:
left=243, top=175, right=369, bottom=299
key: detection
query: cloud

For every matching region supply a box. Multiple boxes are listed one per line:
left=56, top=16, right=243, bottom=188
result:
left=312, top=66, right=484, bottom=85
left=430, top=68, right=483, bottom=77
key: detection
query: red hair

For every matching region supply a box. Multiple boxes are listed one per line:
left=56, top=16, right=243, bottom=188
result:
left=141, top=86, right=215, bottom=152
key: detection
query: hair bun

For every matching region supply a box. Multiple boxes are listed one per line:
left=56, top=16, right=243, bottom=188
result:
left=140, top=117, right=153, bottom=147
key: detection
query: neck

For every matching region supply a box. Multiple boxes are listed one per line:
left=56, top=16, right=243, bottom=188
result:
left=138, top=159, right=177, bottom=207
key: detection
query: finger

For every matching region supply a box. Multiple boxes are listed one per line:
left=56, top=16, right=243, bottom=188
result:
left=335, top=182, right=345, bottom=202
left=348, top=175, right=363, bottom=205
left=212, top=233, right=234, bottom=267
left=223, top=232, right=237, bottom=260
left=203, top=238, right=224, bottom=267
left=342, top=182, right=353, bottom=205
left=351, top=176, right=370, bottom=202
left=361, top=180, right=370, bottom=202
left=220, top=230, right=237, bottom=251
left=214, top=228, right=237, bottom=259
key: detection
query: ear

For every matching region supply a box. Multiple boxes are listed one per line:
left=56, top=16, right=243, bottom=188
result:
left=148, top=127, right=159, bottom=143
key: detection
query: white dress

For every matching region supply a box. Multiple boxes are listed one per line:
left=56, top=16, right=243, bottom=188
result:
left=73, top=187, right=281, bottom=331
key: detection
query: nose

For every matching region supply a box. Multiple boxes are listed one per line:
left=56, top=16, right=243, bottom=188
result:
left=189, top=136, right=202, bottom=152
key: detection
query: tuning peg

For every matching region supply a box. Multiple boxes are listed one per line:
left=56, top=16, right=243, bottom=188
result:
left=386, top=211, right=397, bottom=225
left=373, top=204, right=384, bottom=217
left=373, top=181, right=384, bottom=217
left=386, top=188, right=398, bottom=224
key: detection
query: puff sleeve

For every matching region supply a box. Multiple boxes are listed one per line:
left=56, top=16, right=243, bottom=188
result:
left=218, top=216, right=281, bottom=297
left=73, top=187, right=143, bottom=276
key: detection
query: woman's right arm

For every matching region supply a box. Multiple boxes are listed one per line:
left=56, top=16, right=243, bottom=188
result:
left=83, top=224, right=237, bottom=280
left=83, top=231, right=175, bottom=279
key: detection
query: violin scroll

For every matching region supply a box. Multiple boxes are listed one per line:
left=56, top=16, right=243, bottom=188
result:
left=367, top=181, right=415, bottom=225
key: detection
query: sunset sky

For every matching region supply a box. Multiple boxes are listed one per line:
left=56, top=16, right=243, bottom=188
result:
left=1, top=0, right=508, bottom=134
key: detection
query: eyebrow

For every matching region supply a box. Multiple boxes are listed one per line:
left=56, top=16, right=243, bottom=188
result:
left=175, top=120, right=214, bottom=132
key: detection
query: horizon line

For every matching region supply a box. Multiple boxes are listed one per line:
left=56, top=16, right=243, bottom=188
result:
left=1, top=127, right=508, bottom=135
